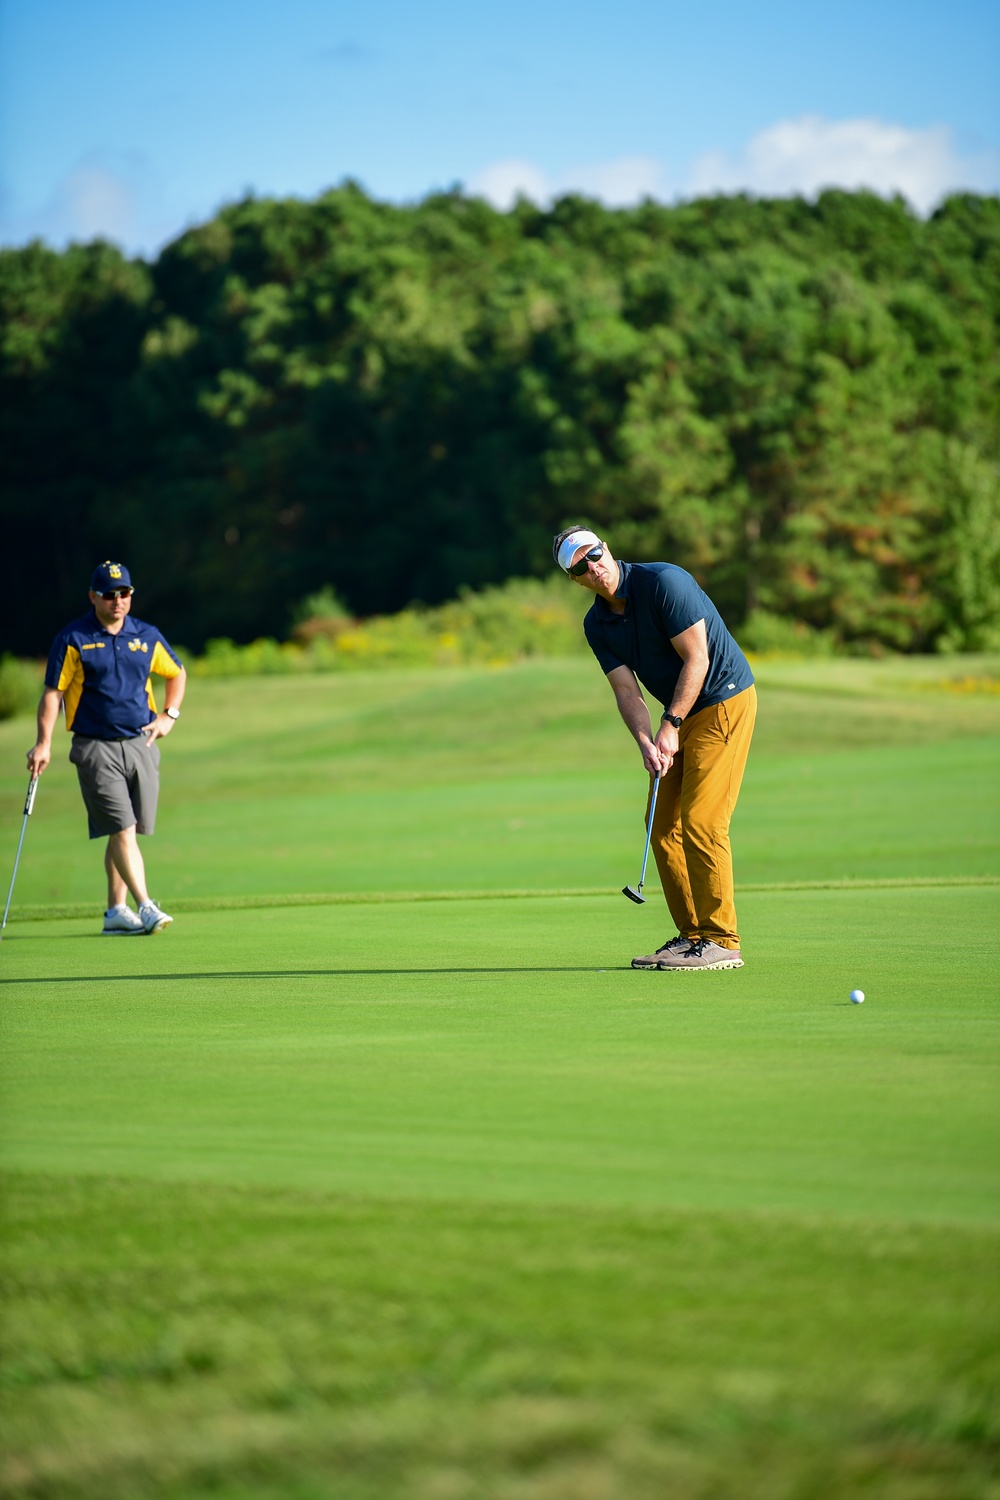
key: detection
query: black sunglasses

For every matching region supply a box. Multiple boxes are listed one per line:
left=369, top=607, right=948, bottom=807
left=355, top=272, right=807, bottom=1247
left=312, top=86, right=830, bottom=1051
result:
left=568, top=543, right=604, bottom=577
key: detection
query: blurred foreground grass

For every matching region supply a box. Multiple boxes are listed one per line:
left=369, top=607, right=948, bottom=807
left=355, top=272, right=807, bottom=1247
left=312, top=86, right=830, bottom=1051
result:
left=4, top=1171, right=998, bottom=1500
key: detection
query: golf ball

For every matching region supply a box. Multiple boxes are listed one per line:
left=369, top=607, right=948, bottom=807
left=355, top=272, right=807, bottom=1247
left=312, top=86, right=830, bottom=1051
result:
left=850, top=989, right=865, bottom=1004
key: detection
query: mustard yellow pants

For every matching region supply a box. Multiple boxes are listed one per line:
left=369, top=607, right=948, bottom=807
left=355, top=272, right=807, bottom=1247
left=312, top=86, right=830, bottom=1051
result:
left=646, top=685, right=757, bottom=951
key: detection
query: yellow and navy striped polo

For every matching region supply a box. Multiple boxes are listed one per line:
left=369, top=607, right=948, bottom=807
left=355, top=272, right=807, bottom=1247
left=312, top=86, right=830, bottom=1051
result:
left=45, top=611, right=183, bottom=740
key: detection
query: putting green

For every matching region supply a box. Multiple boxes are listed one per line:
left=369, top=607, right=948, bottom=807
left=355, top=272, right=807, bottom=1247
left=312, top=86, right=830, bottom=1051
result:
left=2, top=885, right=997, bottom=1222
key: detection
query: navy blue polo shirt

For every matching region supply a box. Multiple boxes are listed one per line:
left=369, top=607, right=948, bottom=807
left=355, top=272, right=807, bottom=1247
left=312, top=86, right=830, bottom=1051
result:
left=583, top=562, right=753, bottom=717
left=45, top=611, right=183, bottom=740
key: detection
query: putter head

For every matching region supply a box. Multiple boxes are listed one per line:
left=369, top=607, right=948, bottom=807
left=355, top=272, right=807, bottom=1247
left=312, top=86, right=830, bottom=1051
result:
left=622, top=885, right=646, bottom=904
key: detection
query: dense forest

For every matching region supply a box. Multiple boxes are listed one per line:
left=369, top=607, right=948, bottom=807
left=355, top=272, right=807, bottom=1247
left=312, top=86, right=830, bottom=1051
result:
left=2, top=185, right=998, bottom=657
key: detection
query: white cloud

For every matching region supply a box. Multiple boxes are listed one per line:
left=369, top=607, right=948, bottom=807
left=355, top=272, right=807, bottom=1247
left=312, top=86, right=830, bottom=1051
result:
left=0, top=150, right=182, bottom=255
left=568, top=156, right=665, bottom=206
left=468, top=159, right=551, bottom=211
left=471, top=117, right=1000, bottom=217
left=469, top=154, right=665, bottom=210
left=690, top=115, right=1000, bottom=214
left=59, top=160, right=139, bottom=241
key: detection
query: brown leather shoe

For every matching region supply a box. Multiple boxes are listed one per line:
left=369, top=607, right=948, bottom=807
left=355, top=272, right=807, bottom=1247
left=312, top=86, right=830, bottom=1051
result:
left=631, top=936, right=693, bottom=970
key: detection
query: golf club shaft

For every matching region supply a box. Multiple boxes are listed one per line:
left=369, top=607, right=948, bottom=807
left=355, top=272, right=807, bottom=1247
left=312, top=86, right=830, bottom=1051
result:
left=2, top=776, right=39, bottom=936
left=636, top=772, right=660, bottom=892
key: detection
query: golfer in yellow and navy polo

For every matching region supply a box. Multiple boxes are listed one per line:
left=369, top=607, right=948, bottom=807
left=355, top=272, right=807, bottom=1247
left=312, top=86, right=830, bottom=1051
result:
left=28, top=562, right=186, bottom=936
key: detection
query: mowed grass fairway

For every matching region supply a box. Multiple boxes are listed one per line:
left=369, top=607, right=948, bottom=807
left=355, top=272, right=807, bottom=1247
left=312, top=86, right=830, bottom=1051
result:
left=1, top=657, right=999, bottom=1498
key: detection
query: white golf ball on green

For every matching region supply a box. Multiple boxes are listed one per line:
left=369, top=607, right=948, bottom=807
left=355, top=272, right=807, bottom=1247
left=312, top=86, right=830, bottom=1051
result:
left=850, top=989, right=865, bottom=1004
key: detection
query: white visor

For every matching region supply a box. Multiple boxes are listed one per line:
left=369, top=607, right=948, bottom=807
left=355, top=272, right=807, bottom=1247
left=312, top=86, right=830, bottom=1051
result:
left=556, top=529, right=602, bottom=573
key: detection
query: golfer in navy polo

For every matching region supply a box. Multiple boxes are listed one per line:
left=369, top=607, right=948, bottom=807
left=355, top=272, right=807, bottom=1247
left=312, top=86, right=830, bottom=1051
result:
left=27, top=562, right=186, bottom=935
left=554, top=527, right=757, bottom=971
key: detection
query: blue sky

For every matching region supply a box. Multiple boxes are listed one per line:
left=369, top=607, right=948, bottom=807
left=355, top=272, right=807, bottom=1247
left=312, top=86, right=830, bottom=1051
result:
left=1, top=0, right=997, bottom=255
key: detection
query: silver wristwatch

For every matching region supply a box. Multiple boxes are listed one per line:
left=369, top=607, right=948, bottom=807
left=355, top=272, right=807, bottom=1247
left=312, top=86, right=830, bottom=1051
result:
left=165, top=706, right=181, bottom=721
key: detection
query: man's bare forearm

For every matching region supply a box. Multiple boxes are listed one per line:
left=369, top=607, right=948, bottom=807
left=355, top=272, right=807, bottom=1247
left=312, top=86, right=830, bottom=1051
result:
left=144, top=666, right=188, bottom=746
left=611, top=678, right=653, bottom=747
left=163, top=667, right=186, bottom=712
left=35, top=688, right=62, bottom=748
left=27, top=688, right=63, bottom=777
left=605, top=666, right=664, bottom=774
left=667, top=654, right=709, bottom=721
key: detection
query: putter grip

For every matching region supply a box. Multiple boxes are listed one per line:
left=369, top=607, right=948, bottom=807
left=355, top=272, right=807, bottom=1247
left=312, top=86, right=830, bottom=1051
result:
left=24, top=777, right=38, bottom=816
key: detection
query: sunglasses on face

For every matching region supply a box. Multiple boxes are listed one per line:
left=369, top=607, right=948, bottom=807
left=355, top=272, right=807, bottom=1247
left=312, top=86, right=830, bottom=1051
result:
left=568, top=544, right=604, bottom=577
left=96, top=587, right=133, bottom=600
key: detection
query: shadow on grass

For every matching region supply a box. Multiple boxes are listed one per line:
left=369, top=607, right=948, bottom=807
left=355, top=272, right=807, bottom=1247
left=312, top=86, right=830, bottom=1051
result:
left=1, top=966, right=617, bottom=983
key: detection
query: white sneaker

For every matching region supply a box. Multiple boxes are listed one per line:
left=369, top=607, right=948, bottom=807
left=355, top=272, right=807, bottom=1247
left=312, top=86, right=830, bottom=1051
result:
left=138, top=900, right=173, bottom=935
left=102, top=904, right=145, bottom=936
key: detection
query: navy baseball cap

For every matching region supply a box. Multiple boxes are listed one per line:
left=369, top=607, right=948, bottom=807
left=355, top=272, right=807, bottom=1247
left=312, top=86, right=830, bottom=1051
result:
left=90, top=560, right=133, bottom=592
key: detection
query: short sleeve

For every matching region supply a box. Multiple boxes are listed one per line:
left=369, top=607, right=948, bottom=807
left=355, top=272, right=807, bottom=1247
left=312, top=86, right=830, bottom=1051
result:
left=148, top=632, right=183, bottom=678
left=584, top=610, right=626, bottom=676
left=653, top=570, right=704, bottom=640
left=44, top=631, right=70, bottom=690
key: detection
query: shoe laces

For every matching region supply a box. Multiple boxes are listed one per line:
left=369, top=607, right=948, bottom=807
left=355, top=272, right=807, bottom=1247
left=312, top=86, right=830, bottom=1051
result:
left=686, top=940, right=708, bottom=957
left=658, top=935, right=690, bottom=954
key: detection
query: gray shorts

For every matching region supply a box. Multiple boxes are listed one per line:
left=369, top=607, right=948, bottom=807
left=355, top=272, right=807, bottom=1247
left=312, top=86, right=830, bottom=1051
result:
left=69, top=733, right=160, bottom=839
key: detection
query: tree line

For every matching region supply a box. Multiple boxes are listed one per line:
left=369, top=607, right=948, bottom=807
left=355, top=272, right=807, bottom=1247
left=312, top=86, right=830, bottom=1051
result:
left=2, top=184, right=998, bottom=657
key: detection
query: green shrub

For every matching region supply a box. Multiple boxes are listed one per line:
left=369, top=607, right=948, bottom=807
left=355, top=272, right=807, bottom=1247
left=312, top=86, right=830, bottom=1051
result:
left=739, top=610, right=836, bottom=658
left=190, top=577, right=591, bottom=677
left=195, top=636, right=304, bottom=676
left=0, top=655, right=40, bottom=720
left=291, top=587, right=354, bottom=643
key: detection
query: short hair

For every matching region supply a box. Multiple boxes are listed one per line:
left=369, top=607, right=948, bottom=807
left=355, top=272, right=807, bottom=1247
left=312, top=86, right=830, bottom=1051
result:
left=551, top=525, right=595, bottom=565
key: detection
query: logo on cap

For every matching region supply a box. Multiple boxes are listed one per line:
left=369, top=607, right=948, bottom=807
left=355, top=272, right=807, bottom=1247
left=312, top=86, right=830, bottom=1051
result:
left=91, top=560, right=132, bottom=592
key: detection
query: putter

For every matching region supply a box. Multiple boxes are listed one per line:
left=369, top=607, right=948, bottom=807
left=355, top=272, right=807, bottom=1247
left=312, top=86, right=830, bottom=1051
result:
left=2, top=775, right=39, bottom=940
left=623, top=772, right=660, bottom=904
